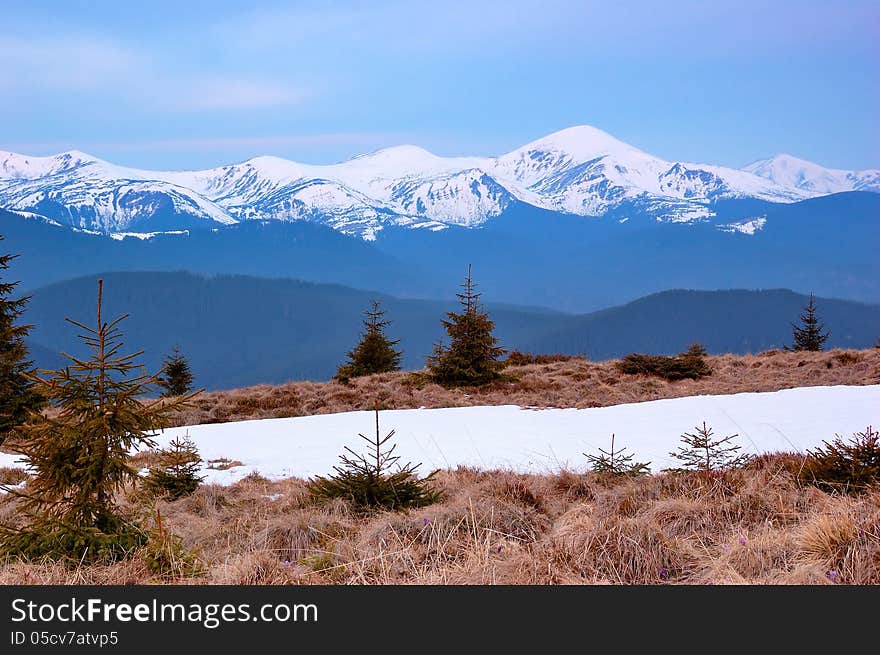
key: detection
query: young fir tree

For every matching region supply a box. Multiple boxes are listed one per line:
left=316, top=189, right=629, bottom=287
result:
left=789, top=293, right=830, bottom=352
left=0, top=238, right=44, bottom=445
left=804, top=426, right=880, bottom=494
left=669, top=421, right=752, bottom=472
left=585, top=434, right=651, bottom=477
left=426, top=266, right=505, bottom=387
left=335, top=301, right=402, bottom=381
left=309, top=407, right=441, bottom=511
left=0, top=280, right=197, bottom=562
left=144, top=435, right=204, bottom=500
left=158, top=345, right=194, bottom=397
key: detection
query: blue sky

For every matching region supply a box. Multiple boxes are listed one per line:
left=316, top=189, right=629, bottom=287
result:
left=2, top=0, right=877, bottom=170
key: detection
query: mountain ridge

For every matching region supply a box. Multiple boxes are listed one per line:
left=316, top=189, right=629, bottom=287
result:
left=23, top=271, right=880, bottom=390
left=3, top=125, right=877, bottom=239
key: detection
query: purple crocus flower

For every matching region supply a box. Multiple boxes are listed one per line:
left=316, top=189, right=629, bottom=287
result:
left=659, top=567, right=669, bottom=580
left=738, top=536, right=747, bottom=546
left=828, top=570, right=837, bottom=582
left=423, top=517, right=430, bottom=526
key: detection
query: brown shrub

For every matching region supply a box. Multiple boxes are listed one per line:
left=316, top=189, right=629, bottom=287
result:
left=801, top=426, right=880, bottom=494
left=505, top=351, right=580, bottom=366
left=616, top=344, right=711, bottom=381
left=833, top=351, right=863, bottom=366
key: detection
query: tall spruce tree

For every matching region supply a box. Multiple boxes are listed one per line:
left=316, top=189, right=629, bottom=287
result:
left=789, top=293, right=830, bottom=351
left=0, top=237, right=44, bottom=445
left=335, top=301, right=402, bottom=381
left=158, top=345, right=194, bottom=397
left=427, top=266, right=505, bottom=387
left=0, top=280, right=197, bottom=562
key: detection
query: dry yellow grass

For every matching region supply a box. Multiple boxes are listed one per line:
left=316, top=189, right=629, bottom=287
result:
left=2, top=457, right=878, bottom=585
left=170, top=348, right=880, bottom=427
left=2, top=348, right=876, bottom=584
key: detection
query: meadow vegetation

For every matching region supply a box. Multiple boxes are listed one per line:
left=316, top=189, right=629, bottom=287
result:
left=168, top=348, right=879, bottom=427
left=1, top=454, right=877, bottom=585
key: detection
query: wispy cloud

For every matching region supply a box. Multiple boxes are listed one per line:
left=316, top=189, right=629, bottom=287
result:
left=0, top=36, right=143, bottom=91
left=0, top=34, right=310, bottom=113
left=218, top=0, right=880, bottom=59
left=165, top=78, right=308, bottom=112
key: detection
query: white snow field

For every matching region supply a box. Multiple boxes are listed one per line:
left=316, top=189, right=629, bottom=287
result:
left=1, top=385, right=876, bottom=486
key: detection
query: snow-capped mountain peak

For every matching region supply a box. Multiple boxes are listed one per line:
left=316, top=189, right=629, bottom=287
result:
left=492, top=125, right=648, bottom=188
left=339, top=144, right=488, bottom=181
left=1, top=127, right=876, bottom=239
left=517, top=124, right=644, bottom=159
left=743, top=154, right=880, bottom=195
left=349, top=144, right=439, bottom=164
left=0, top=149, right=102, bottom=179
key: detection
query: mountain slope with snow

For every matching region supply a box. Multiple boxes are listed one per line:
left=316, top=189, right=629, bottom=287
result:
left=0, top=150, right=236, bottom=232
left=1, top=127, right=876, bottom=238
left=743, top=154, right=880, bottom=195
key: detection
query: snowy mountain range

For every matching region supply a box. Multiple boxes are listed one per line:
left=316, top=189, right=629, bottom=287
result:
left=1, top=126, right=878, bottom=240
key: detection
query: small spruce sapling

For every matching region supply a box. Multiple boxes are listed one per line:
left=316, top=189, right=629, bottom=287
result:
left=669, top=421, right=752, bottom=472
left=308, top=407, right=441, bottom=511
left=141, top=508, right=202, bottom=578
left=804, top=426, right=880, bottom=494
left=144, top=435, right=204, bottom=500
left=585, top=433, right=651, bottom=477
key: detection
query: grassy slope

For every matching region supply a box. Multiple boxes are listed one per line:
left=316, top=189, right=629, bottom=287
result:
left=173, top=347, right=880, bottom=427
left=1, top=460, right=877, bottom=584
left=1, top=348, right=877, bottom=585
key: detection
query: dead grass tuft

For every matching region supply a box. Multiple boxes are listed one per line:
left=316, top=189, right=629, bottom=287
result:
left=2, top=447, right=879, bottom=584
left=796, top=501, right=859, bottom=570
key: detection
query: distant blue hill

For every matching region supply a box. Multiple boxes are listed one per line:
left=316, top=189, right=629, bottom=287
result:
left=22, top=272, right=880, bottom=390
left=2, top=190, right=877, bottom=313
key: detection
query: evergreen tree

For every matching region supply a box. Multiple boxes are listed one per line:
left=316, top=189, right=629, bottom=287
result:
left=0, top=237, right=44, bottom=445
left=335, top=301, right=402, bottom=381
left=0, top=280, right=197, bottom=562
left=585, top=434, right=651, bottom=477
left=669, top=421, right=752, bottom=472
left=144, top=435, right=204, bottom=500
left=789, top=293, right=830, bottom=351
left=308, top=407, right=441, bottom=511
left=158, top=345, right=194, bottom=397
left=427, top=266, right=505, bottom=387
left=804, top=426, right=880, bottom=494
